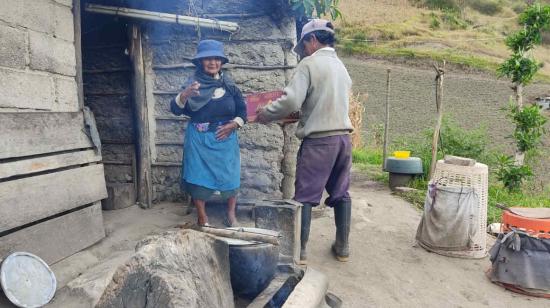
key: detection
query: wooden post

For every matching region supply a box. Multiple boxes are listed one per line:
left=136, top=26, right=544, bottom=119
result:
left=429, top=62, right=445, bottom=179
left=382, top=69, right=391, bottom=171
left=73, top=0, right=84, bottom=110
left=129, top=24, right=152, bottom=208
left=196, top=226, right=280, bottom=246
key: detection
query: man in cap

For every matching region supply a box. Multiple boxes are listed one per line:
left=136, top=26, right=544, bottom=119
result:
left=256, top=19, right=353, bottom=263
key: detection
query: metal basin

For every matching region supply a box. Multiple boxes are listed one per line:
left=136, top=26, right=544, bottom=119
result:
left=219, top=227, right=280, bottom=299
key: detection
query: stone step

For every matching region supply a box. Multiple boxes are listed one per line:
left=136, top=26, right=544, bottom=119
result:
left=46, top=251, right=133, bottom=308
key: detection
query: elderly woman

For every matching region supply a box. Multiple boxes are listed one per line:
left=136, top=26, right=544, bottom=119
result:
left=170, top=40, right=246, bottom=227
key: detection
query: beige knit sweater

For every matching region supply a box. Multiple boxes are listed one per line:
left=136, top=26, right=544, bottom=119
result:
left=261, top=47, right=353, bottom=139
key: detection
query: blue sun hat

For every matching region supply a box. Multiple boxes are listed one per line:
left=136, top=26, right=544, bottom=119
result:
left=192, top=40, right=229, bottom=66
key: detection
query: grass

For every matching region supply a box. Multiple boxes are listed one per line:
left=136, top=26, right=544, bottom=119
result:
left=340, top=43, right=501, bottom=73
left=488, top=185, right=550, bottom=225
left=334, top=0, right=550, bottom=81
left=352, top=147, right=550, bottom=224
left=352, top=147, right=383, bottom=165
left=340, top=42, right=550, bottom=83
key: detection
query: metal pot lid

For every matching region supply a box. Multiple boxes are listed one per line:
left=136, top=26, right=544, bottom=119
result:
left=217, top=227, right=280, bottom=246
left=0, top=252, right=57, bottom=308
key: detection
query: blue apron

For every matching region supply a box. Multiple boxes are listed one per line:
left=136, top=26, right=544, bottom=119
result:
left=182, top=123, right=240, bottom=192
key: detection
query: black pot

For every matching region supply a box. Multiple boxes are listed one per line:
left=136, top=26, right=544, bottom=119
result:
left=222, top=228, right=280, bottom=299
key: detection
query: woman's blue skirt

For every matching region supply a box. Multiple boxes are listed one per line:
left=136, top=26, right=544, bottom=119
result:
left=182, top=123, right=240, bottom=198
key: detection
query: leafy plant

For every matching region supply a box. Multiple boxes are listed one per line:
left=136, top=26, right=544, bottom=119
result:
left=442, top=9, right=469, bottom=30
left=429, top=13, right=441, bottom=29
left=438, top=118, right=489, bottom=160
left=410, top=0, right=461, bottom=12
left=507, top=103, right=548, bottom=152
left=498, top=3, right=550, bottom=86
left=495, top=155, right=533, bottom=192
left=290, top=0, right=342, bottom=19
left=498, top=53, right=540, bottom=85
left=392, top=116, right=493, bottom=178
left=496, top=2, right=550, bottom=189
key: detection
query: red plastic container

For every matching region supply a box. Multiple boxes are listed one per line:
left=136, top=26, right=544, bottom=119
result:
left=502, top=208, right=550, bottom=239
left=245, top=90, right=299, bottom=123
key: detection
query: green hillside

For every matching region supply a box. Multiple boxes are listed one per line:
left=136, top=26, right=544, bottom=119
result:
left=336, top=0, right=550, bottom=81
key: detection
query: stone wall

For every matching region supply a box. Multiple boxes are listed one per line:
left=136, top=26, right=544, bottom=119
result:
left=0, top=0, right=78, bottom=112
left=140, top=0, right=300, bottom=201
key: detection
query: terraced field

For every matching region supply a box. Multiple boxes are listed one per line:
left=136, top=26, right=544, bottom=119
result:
left=344, top=56, right=550, bottom=184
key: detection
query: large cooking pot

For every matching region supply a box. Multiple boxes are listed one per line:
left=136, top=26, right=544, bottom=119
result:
left=219, top=227, right=280, bottom=299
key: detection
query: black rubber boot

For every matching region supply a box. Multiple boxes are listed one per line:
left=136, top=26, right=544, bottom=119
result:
left=332, top=199, right=351, bottom=262
left=299, top=203, right=313, bottom=265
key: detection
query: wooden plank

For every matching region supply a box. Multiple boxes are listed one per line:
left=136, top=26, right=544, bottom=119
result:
left=0, top=112, right=93, bottom=160
left=129, top=24, right=152, bottom=208
left=0, top=203, right=105, bottom=265
left=0, top=149, right=101, bottom=180
left=0, top=164, right=107, bottom=233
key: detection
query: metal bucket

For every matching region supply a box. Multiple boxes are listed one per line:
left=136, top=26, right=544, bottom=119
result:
left=219, top=227, right=280, bottom=299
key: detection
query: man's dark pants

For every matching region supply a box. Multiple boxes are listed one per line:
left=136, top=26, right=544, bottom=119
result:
left=294, top=134, right=352, bottom=206
left=294, top=134, right=352, bottom=261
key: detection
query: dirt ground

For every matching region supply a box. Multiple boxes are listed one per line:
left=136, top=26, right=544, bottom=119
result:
left=2, top=171, right=547, bottom=307
left=307, top=171, right=548, bottom=307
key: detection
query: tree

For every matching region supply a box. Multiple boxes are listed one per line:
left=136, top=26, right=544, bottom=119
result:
left=289, top=0, right=342, bottom=19
left=497, top=2, right=550, bottom=165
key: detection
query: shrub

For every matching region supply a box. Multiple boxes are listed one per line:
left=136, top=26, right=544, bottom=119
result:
left=438, top=118, right=489, bottom=160
left=352, top=32, right=367, bottom=41
left=507, top=104, right=548, bottom=153
left=441, top=9, right=469, bottom=30
left=495, top=155, right=533, bottom=192
left=414, top=0, right=461, bottom=12
left=498, top=53, right=540, bottom=85
left=393, top=117, right=492, bottom=178
left=429, top=13, right=441, bottom=29
left=342, top=41, right=355, bottom=54
left=468, top=0, right=503, bottom=16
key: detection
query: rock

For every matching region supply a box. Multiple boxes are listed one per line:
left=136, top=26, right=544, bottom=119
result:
left=96, top=230, right=234, bottom=308
left=393, top=187, right=419, bottom=193
left=48, top=251, right=133, bottom=308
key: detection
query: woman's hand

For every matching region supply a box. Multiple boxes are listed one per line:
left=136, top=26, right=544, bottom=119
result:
left=180, top=81, right=201, bottom=102
left=216, top=121, right=239, bottom=140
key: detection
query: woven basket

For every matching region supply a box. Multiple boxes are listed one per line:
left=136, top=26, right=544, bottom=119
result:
left=429, top=159, right=489, bottom=259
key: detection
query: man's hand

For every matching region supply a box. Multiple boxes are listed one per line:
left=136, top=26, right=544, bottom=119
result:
left=255, top=106, right=270, bottom=124
left=216, top=121, right=238, bottom=140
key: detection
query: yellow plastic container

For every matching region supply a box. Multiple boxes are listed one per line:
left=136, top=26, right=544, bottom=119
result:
left=393, top=151, right=411, bottom=159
